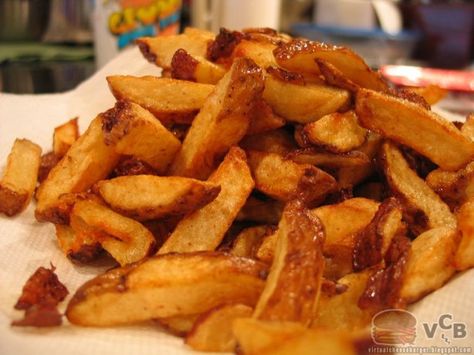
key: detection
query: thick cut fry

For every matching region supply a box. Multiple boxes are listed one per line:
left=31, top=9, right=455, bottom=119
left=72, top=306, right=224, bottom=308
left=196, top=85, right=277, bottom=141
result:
left=253, top=200, right=325, bottom=325
left=136, top=29, right=214, bottom=69
left=107, top=76, right=214, bottom=124
left=247, top=150, right=336, bottom=203
left=53, top=117, right=79, bottom=157
left=316, top=58, right=360, bottom=92
left=247, top=100, right=286, bottom=135
left=35, top=116, right=120, bottom=223
left=274, top=39, right=388, bottom=92
left=66, top=252, right=267, bottom=326
left=409, top=85, right=447, bottom=105
left=302, top=111, right=367, bottom=153
left=288, top=148, right=371, bottom=169
left=169, top=58, right=264, bottom=179
left=401, top=227, right=459, bottom=303
left=55, top=224, right=102, bottom=263
left=461, top=113, right=474, bottom=140
left=240, top=129, right=297, bottom=156
left=232, top=39, right=278, bottom=68
left=380, top=142, right=456, bottom=235
left=0, top=139, right=41, bottom=216
left=102, top=101, right=181, bottom=173
left=186, top=304, right=253, bottom=352
left=455, top=200, right=474, bottom=270
left=230, top=225, right=274, bottom=258
left=159, top=147, right=254, bottom=254
left=95, top=175, right=220, bottom=221
left=233, top=319, right=356, bottom=355
left=356, top=89, right=474, bottom=171
left=236, top=196, right=284, bottom=225
left=263, top=74, right=350, bottom=124
left=70, top=200, right=155, bottom=266
left=171, top=49, right=226, bottom=84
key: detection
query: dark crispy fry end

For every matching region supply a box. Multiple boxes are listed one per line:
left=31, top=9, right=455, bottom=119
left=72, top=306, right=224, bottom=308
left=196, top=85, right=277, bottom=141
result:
left=400, top=146, right=436, bottom=179
left=12, top=304, right=63, bottom=327
left=136, top=38, right=157, bottom=64
left=391, top=87, right=430, bottom=110
left=102, top=101, right=132, bottom=141
left=112, top=157, right=157, bottom=177
left=316, top=59, right=359, bottom=93
left=171, top=49, right=199, bottom=82
left=266, top=66, right=306, bottom=86
left=38, top=152, right=62, bottom=183
left=358, top=233, right=410, bottom=310
left=0, top=187, right=28, bottom=216
left=207, top=28, right=244, bottom=62
left=297, top=167, right=337, bottom=206
left=294, top=125, right=313, bottom=148
left=68, top=243, right=104, bottom=264
left=352, top=198, right=402, bottom=272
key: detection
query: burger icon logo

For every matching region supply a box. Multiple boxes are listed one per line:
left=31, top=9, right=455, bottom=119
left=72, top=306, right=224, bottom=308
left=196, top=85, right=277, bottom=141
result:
left=372, top=309, right=417, bottom=345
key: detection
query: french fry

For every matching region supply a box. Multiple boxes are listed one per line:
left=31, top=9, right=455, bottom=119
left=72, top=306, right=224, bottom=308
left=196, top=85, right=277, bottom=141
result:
left=95, top=175, right=220, bottom=221
left=461, top=113, right=474, bottom=140
left=356, top=89, right=474, bottom=171
left=66, top=252, right=267, bottom=326
left=159, top=147, right=254, bottom=254
left=107, top=76, right=214, bottom=124
left=55, top=224, right=102, bottom=263
left=230, top=225, right=274, bottom=258
left=102, top=101, right=181, bottom=173
left=247, top=150, right=336, bottom=203
left=53, top=117, right=79, bottom=157
left=287, top=148, right=371, bottom=169
left=186, top=303, right=253, bottom=352
left=35, top=115, right=120, bottom=223
left=301, top=111, right=367, bottom=153
left=156, top=314, right=200, bottom=336
left=70, top=199, right=155, bottom=266
left=316, top=58, right=359, bottom=93
left=232, top=39, right=279, bottom=68
left=171, top=49, right=227, bottom=84
left=274, top=39, right=388, bottom=92
left=0, top=139, right=41, bottom=216
left=136, top=28, right=214, bottom=69
left=240, top=129, right=297, bottom=156
left=169, top=58, right=264, bottom=179
left=401, top=227, right=460, bottom=303
left=247, top=100, right=286, bottom=135
left=454, top=200, right=474, bottom=270
left=236, top=196, right=284, bottom=225
left=380, top=142, right=456, bottom=235
left=409, top=85, right=447, bottom=106
left=253, top=199, right=325, bottom=325
left=263, top=74, right=350, bottom=124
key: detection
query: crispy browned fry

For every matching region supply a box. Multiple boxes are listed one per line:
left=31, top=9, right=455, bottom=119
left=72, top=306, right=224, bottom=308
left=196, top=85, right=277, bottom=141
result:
left=66, top=252, right=267, bottom=326
left=356, top=89, right=474, bottom=171
left=233, top=318, right=356, bottom=355
left=241, top=129, right=297, bottom=156
left=263, top=74, right=350, bottom=124
left=169, top=58, right=264, bottom=179
left=38, top=152, right=61, bottom=183
left=301, top=111, right=367, bottom=153
left=170, top=49, right=226, bottom=84
left=159, top=147, right=254, bottom=254
left=230, top=225, right=274, bottom=258
left=247, top=100, right=286, bottom=135
left=112, top=157, right=157, bottom=177
left=253, top=199, right=325, bottom=325
left=409, top=85, right=447, bottom=105
left=461, top=113, right=474, bottom=140
left=236, top=196, right=284, bottom=225
left=102, top=101, right=181, bottom=173
left=95, top=175, right=220, bottom=221
left=136, top=28, right=214, bottom=69
left=70, top=199, right=155, bottom=266
left=247, top=150, right=336, bottom=203
left=106, top=76, right=214, bottom=124
left=380, top=142, right=456, bottom=235
left=232, top=39, right=278, bottom=68
left=426, top=161, right=474, bottom=210
left=316, top=58, right=360, bottom=92
left=53, top=117, right=79, bottom=157
left=35, top=116, right=119, bottom=223
left=274, top=39, right=388, bottom=92
left=454, top=200, right=474, bottom=270
left=55, top=224, right=102, bottom=263
left=207, top=28, right=245, bottom=63
left=401, top=227, right=459, bottom=303
left=156, top=314, right=200, bottom=336
left=186, top=303, right=253, bottom=352
left=287, top=148, right=371, bottom=169
left=0, top=139, right=41, bottom=216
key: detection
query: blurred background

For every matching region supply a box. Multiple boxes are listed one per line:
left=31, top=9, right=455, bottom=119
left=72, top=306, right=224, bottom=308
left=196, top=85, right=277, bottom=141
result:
left=0, top=0, right=472, bottom=113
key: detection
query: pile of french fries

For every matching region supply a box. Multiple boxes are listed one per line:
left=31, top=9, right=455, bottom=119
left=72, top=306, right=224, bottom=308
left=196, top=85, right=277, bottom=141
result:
left=1, top=26, right=474, bottom=354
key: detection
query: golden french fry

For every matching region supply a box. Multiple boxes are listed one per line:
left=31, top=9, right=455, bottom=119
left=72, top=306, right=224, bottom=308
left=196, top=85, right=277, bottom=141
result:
left=454, top=200, right=474, bottom=270
left=247, top=150, right=336, bottom=203
left=95, top=175, right=220, bottom=221
left=169, top=58, right=264, bottom=179
left=287, top=148, right=371, bottom=169
left=171, top=49, right=226, bottom=84
left=186, top=303, right=253, bottom=352
left=356, top=89, right=474, bottom=171
left=301, top=111, right=366, bottom=153
left=55, top=224, right=102, bottom=263
left=380, top=141, right=456, bottom=235
left=240, top=129, right=297, bottom=156
left=247, top=99, right=286, bottom=135
left=0, top=139, right=41, bottom=216
left=253, top=199, right=325, bottom=325
left=263, top=74, right=350, bottom=124
left=409, top=85, right=447, bottom=106
left=232, top=39, right=279, bottom=68
left=35, top=115, right=120, bottom=223
left=274, top=39, right=388, bottom=92
left=159, top=147, right=254, bottom=254
left=316, top=58, right=360, bottom=92
left=230, top=225, right=274, bottom=258
left=66, top=252, right=267, bottom=326
left=461, top=113, right=474, bottom=141
left=53, top=117, right=79, bottom=157
left=70, top=199, right=155, bottom=266
left=107, top=76, right=214, bottom=124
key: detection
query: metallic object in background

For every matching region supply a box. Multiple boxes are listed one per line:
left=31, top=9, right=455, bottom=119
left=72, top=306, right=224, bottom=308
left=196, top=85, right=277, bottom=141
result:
left=0, top=0, right=51, bottom=41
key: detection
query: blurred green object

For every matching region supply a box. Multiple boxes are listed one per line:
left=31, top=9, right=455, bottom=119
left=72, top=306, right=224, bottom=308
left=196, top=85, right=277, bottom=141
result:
left=0, top=43, right=93, bottom=63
